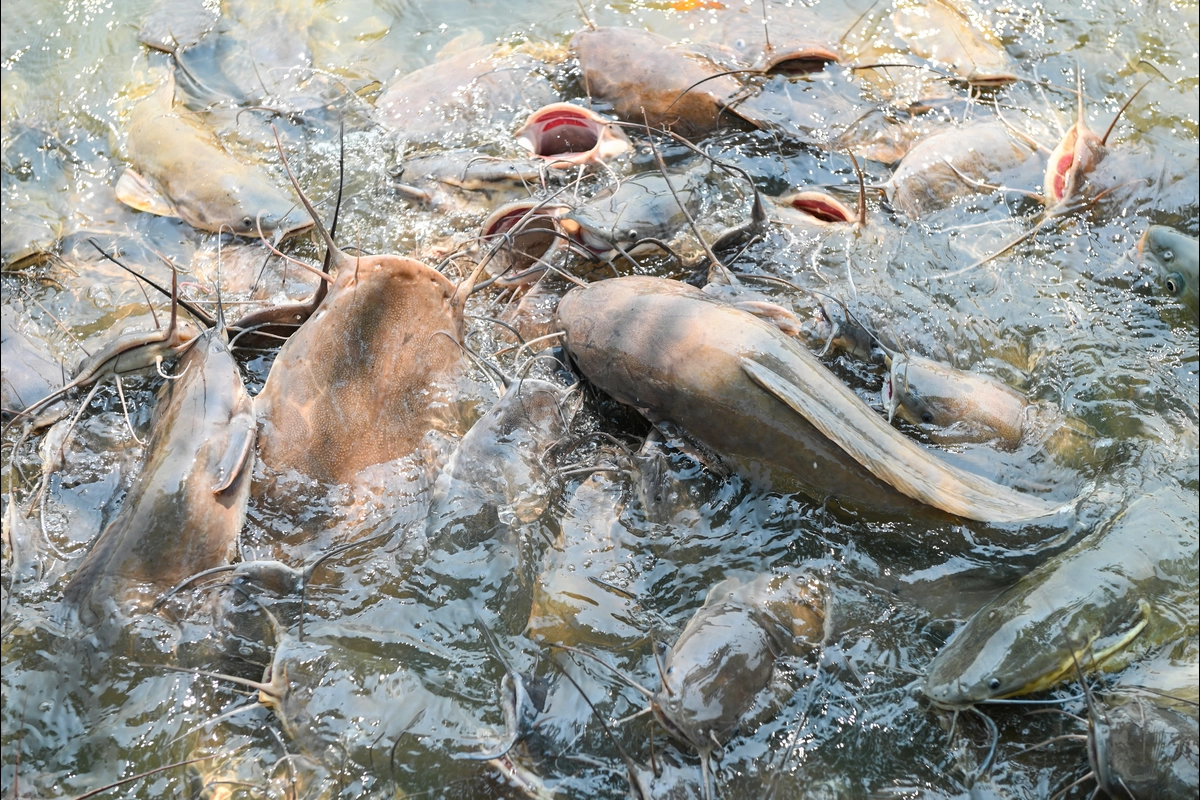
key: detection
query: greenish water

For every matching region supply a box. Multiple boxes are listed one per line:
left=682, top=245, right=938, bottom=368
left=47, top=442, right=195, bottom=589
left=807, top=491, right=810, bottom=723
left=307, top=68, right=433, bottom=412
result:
left=2, top=1, right=1197, bottom=798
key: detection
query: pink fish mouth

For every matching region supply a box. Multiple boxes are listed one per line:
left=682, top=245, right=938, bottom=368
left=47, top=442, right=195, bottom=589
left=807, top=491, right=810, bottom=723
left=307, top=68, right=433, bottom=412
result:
left=775, top=191, right=857, bottom=225
left=480, top=201, right=569, bottom=285
left=515, top=103, right=631, bottom=167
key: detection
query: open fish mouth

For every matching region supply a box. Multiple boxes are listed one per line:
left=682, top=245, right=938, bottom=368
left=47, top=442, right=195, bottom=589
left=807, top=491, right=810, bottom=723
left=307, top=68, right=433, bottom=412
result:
left=757, top=45, right=840, bottom=75
left=774, top=191, right=856, bottom=225
left=481, top=201, right=569, bottom=285
left=515, top=103, right=631, bottom=166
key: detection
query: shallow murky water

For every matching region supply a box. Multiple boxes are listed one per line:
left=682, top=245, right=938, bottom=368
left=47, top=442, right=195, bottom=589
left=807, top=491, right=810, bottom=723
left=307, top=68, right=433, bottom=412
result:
left=2, top=1, right=1197, bottom=798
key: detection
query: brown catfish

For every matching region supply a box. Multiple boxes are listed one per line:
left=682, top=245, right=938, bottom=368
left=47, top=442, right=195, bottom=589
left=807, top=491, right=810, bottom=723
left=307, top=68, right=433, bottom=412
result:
left=557, top=276, right=1066, bottom=523
left=62, top=324, right=256, bottom=628
left=571, top=27, right=755, bottom=138
left=115, top=76, right=313, bottom=239
left=254, top=156, right=478, bottom=487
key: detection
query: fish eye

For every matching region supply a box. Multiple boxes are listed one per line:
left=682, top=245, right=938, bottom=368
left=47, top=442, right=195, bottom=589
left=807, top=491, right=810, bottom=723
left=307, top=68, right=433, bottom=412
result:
left=988, top=678, right=1001, bottom=691
left=243, top=216, right=254, bottom=229
left=1166, top=277, right=1179, bottom=294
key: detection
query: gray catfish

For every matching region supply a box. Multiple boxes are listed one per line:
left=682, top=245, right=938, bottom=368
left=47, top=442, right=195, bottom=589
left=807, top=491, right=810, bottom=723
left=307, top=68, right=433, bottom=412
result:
left=653, top=573, right=824, bottom=799
left=882, top=351, right=1097, bottom=461
left=115, top=76, right=313, bottom=239
left=922, top=486, right=1197, bottom=708
left=62, top=324, right=256, bottom=628
left=887, top=121, right=1037, bottom=219
left=431, top=374, right=574, bottom=528
left=1141, top=225, right=1199, bottom=318
left=556, top=276, right=1065, bottom=523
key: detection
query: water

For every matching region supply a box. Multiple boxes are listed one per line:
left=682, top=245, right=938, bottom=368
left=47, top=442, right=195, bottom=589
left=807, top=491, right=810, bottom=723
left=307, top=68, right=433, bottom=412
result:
left=2, top=1, right=1197, bottom=798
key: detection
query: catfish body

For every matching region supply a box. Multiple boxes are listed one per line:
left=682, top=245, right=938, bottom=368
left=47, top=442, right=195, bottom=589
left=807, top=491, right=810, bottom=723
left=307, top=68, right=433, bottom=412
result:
left=922, top=487, right=1197, bottom=708
left=118, top=79, right=312, bottom=238
left=255, top=253, right=464, bottom=487
left=557, top=276, right=1062, bottom=523
left=63, top=327, right=256, bottom=627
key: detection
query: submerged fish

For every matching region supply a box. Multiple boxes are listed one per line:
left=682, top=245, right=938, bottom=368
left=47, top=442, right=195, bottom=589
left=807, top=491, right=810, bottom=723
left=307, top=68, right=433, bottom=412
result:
left=1, top=306, right=64, bottom=418
left=892, top=0, right=1017, bottom=87
left=431, top=375, right=574, bottom=529
left=1089, top=693, right=1200, bottom=800
left=1141, top=225, right=1199, bottom=318
left=887, top=121, right=1036, bottom=219
left=556, top=276, right=1065, bottom=523
left=708, top=3, right=841, bottom=74
left=923, top=486, right=1197, bottom=708
left=527, top=470, right=644, bottom=648
left=116, top=77, right=313, bottom=238
left=62, top=325, right=256, bottom=628
left=882, top=352, right=1097, bottom=459
left=376, top=45, right=558, bottom=146
left=656, top=573, right=823, bottom=753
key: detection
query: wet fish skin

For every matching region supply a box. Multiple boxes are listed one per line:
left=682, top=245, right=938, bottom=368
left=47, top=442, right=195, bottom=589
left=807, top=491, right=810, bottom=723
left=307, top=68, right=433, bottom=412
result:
left=888, top=121, right=1034, bottom=219
left=570, top=27, right=752, bottom=138
left=432, top=376, right=573, bottom=528
left=563, top=167, right=706, bottom=257
left=655, top=573, right=823, bottom=753
left=254, top=254, right=464, bottom=487
left=885, top=353, right=1030, bottom=447
left=1141, top=225, right=1199, bottom=318
left=892, top=0, right=1017, bottom=87
left=119, top=79, right=313, bottom=238
left=556, top=275, right=1063, bottom=522
left=1090, top=694, right=1200, bottom=800
left=922, top=487, right=1197, bottom=708
left=1, top=306, right=64, bottom=417
left=375, top=45, right=557, bottom=146
left=62, top=326, right=256, bottom=628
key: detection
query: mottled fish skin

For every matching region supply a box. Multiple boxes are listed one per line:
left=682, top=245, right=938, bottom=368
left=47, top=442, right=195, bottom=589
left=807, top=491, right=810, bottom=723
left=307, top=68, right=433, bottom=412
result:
left=922, top=487, right=1197, bottom=708
left=63, top=326, right=256, bottom=629
left=557, top=276, right=1063, bottom=523
left=254, top=253, right=464, bottom=487
left=1141, top=225, right=1199, bottom=318
left=120, top=78, right=312, bottom=238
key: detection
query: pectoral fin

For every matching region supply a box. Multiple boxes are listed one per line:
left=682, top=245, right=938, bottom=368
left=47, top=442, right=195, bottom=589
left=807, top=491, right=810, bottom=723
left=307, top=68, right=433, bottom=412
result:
left=741, top=356, right=1063, bottom=523
left=211, top=411, right=257, bottom=494
left=115, top=169, right=179, bottom=218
